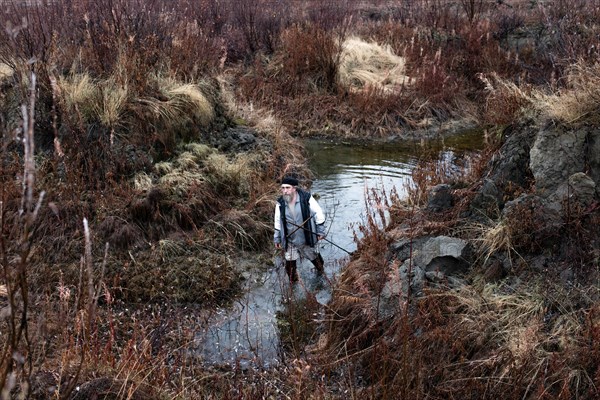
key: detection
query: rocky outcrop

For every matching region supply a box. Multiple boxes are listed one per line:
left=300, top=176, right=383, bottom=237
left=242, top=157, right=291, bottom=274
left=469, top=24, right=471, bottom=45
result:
left=529, top=123, right=594, bottom=195
left=478, top=120, right=599, bottom=279
left=392, top=120, right=598, bottom=301
left=487, top=122, right=537, bottom=189
left=378, top=236, right=472, bottom=317
left=547, top=172, right=597, bottom=211
left=469, top=122, right=537, bottom=218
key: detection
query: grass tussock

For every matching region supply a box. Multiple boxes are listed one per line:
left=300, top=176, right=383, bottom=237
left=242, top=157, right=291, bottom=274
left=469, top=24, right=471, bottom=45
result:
left=0, top=62, right=13, bottom=79
left=338, top=36, right=412, bottom=94
left=98, top=78, right=129, bottom=131
left=58, top=72, right=98, bottom=121
left=56, top=71, right=217, bottom=148
left=532, top=61, right=600, bottom=125
left=139, top=75, right=215, bottom=127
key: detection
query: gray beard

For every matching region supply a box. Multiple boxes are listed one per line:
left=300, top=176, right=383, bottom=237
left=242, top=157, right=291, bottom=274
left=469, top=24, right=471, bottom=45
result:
left=283, top=194, right=293, bottom=204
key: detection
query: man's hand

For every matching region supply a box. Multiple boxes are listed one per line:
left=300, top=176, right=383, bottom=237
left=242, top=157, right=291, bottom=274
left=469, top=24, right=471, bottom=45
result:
left=317, top=235, right=324, bottom=241
left=275, top=242, right=282, bottom=249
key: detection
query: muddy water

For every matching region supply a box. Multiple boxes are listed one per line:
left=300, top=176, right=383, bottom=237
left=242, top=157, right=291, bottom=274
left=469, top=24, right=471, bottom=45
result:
left=195, top=131, right=485, bottom=369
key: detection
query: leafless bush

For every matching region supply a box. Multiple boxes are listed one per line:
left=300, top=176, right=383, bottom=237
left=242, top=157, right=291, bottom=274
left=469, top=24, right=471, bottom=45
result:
left=0, top=68, right=109, bottom=400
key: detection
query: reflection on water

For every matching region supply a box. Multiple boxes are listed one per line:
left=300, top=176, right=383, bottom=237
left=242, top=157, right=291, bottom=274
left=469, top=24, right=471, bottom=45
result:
left=306, top=140, right=420, bottom=259
left=196, top=131, right=485, bottom=368
left=196, top=267, right=285, bottom=369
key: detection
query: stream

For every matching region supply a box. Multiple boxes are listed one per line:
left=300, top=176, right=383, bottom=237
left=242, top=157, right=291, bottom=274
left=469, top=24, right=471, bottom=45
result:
left=195, top=131, right=485, bottom=369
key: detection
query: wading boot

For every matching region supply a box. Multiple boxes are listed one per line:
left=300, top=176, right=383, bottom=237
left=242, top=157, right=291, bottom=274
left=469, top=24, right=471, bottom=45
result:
left=285, top=260, right=298, bottom=283
left=311, top=254, right=325, bottom=274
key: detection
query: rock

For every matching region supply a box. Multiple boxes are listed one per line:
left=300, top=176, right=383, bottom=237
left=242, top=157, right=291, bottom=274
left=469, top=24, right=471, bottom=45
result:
left=559, top=267, right=574, bottom=286
left=469, top=123, right=536, bottom=219
left=425, top=271, right=466, bottom=288
left=392, top=236, right=471, bottom=299
left=390, top=236, right=470, bottom=298
left=502, top=193, right=563, bottom=250
left=420, top=236, right=470, bottom=270
left=504, top=192, right=541, bottom=214
left=426, top=184, right=454, bottom=212
left=390, top=236, right=430, bottom=262
left=487, top=122, right=537, bottom=190
left=470, top=178, right=503, bottom=219
left=530, top=123, right=588, bottom=196
left=374, top=257, right=426, bottom=319
left=378, top=278, right=403, bottom=319
left=547, top=172, right=597, bottom=210
left=399, top=259, right=425, bottom=297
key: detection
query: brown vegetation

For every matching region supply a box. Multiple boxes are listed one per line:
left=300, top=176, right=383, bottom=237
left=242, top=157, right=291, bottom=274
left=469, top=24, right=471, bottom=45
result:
left=320, top=148, right=600, bottom=399
left=1, top=0, right=600, bottom=398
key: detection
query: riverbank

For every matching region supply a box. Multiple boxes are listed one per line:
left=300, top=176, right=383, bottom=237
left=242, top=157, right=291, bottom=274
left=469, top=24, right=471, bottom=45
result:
left=319, top=116, right=600, bottom=398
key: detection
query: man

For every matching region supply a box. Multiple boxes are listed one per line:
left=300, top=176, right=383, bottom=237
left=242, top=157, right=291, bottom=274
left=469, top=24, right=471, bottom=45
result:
left=274, top=176, right=326, bottom=283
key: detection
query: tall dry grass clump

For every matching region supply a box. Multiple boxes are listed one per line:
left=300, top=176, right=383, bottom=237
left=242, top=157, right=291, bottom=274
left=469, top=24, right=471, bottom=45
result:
left=531, top=61, right=600, bottom=125
left=479, top=72, right=535, bottom=125
left=0, top=62, right=13, bottom=80
left=338, top=36, right=412, bottom=94
left=55, top=69, right=218, bottom=154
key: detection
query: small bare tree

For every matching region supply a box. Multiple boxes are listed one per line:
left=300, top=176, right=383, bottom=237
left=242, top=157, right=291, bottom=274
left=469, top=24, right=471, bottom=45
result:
left=0, top=67, right=43, bottom=400
left=460, top=0, right=485, bottom=23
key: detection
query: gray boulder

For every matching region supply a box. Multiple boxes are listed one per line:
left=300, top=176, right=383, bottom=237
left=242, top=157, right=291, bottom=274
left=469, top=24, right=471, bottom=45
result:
left=426, top=184, right=454, bottom=212
left=547, top=172, right=597, bottom=211
left=487, top=123, right=537, bottom=189
left=529, top=124, right=588, bottom=196
left=470, top=178, right=503, bottom=219
left=420, top=236, right=471, bottom=276
left=390, top=235, right=471, bottom=298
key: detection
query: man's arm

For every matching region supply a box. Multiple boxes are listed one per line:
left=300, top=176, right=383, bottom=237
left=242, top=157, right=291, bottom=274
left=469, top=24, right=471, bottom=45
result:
left=309, top=196, right=326, bottom=238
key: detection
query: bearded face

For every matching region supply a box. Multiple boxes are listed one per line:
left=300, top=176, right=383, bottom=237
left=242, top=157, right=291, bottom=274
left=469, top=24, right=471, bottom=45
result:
left=281, top=184, right=296, bottom=204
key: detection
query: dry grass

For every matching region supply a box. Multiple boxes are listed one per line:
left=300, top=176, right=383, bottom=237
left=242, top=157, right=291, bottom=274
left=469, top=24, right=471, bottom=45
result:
left=468, top=219, right=520, bottom=267
left=97, top=78, right=129, bottom=131
left=144, top=75, right=215, bottom=127
left=58, top=72, right=99, bottom=121
left=338, top=36, right=412, bottom=93
left=532, top=61, right=600, bottom=125
left=0, top=62, right=12, bottom=79
left=58, top=71, right=216, bottom=139
left=158, top=170, right=205, bottom=193
left=479, top=72, right=535, bottom=125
